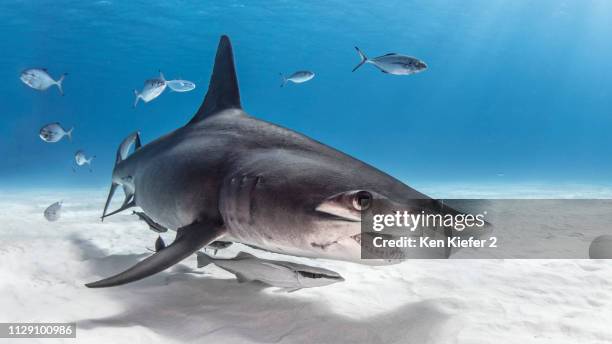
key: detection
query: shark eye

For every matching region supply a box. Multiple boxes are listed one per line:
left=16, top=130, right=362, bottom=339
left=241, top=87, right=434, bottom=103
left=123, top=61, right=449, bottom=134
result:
left=352, top=191, right=372, bottom=211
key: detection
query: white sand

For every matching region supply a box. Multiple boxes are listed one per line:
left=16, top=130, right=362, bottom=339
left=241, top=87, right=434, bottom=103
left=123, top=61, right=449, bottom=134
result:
left=1, top=189, right=611, bottom=344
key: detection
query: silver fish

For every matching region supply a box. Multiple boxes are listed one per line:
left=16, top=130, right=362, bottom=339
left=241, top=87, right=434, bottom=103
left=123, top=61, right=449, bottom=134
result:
left=44, top=201, right=62, bottom=222
left=74, top=150, right=95, bottom=168
left=167, top=79, right=196, bottom=92
left=39, top=123, right=73, bottom=143
left=280, top=71, right=315, bottom=87
left=352, top=47, right=427, bottom=75
left=133, top=71, right=167, bottom=107
left=197, top=251, right=344, bottom=291
left=20, top=68, right=67, bottom=95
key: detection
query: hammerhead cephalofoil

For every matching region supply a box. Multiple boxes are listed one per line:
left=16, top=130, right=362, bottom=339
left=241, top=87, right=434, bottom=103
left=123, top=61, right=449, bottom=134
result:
left=88, top=35, right=464, bottom=288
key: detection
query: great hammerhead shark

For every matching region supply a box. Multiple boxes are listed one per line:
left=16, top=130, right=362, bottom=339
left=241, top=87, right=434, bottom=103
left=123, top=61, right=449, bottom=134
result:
left=88, top=35, right=464, bottom=288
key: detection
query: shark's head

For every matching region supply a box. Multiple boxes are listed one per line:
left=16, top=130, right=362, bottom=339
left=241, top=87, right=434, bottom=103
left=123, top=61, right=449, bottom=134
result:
left=221, top=149, right=465, bottom=263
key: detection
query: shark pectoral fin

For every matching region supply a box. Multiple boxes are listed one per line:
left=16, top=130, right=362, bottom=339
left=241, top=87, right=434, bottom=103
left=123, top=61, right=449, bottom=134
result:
left=86, top=223, right=225, bottom=288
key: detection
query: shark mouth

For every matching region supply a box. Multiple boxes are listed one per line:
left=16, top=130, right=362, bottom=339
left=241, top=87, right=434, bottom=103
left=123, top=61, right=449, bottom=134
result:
left=310, top=232, right=363, bottom=252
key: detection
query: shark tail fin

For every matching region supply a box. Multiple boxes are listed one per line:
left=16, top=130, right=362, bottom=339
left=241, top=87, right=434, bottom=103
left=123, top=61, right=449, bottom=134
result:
left=279, top=73, right=287, bottom=87
left=66, top=127, right=73, bottom=142
left=196, top=251, right=213, bottom=268
left=188, top=35, right=241, bottom=125
left=352, top=47, right=368, bottom=72
left=56, top=73, right=67, bottom=96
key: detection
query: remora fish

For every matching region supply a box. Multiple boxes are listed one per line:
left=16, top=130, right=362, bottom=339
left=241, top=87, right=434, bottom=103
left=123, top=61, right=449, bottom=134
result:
left=133, top=71, right=167, bottom=107
left=167, top=79, right=196, bottom=92
left=352, top=47, right=427, bottom=75
left=20, top=68, right=67, bottom=95
left=197, top=251, right=344, bottom=291
left=133, top=210, right=167, bottom=233
left=44, top=201, right=62, bottom=222
left=39, top=123, right=73, bottom=143
left=87, top=35, right=482, bottom=288
left=74, top=150, right=95, bottom=171
left=280, top=71, right=314, bottom=87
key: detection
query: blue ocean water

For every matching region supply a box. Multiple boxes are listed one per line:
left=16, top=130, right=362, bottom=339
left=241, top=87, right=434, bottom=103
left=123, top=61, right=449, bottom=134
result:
left=1, top=1, right=611, bottom=189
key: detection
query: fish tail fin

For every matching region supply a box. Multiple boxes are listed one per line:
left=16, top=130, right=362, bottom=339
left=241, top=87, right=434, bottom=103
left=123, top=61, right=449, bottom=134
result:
left=66, top=127, right=74, bottom=142
left=352, top=47, right=368, bottom=72
left=196, top=251, right=213, bottom=268
left=159, top=70, right=165, bottom=82
left=56, top=73, right=67, bottom=95
left=279, top=73, right=287, bottom=87
left=133, top=90, right=140, bottom=108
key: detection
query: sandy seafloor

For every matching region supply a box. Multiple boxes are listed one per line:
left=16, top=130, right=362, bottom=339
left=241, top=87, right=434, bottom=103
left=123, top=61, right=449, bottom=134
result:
left=1, top=188, right=612, bottom=344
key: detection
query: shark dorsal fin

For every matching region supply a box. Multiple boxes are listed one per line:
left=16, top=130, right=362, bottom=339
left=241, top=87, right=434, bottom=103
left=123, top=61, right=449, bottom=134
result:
left=188, top=35, right=241, bottom=125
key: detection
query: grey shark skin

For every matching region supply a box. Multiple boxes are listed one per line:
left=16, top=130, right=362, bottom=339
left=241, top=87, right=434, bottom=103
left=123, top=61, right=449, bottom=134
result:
left=87, top=35, right=468, bottom=288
